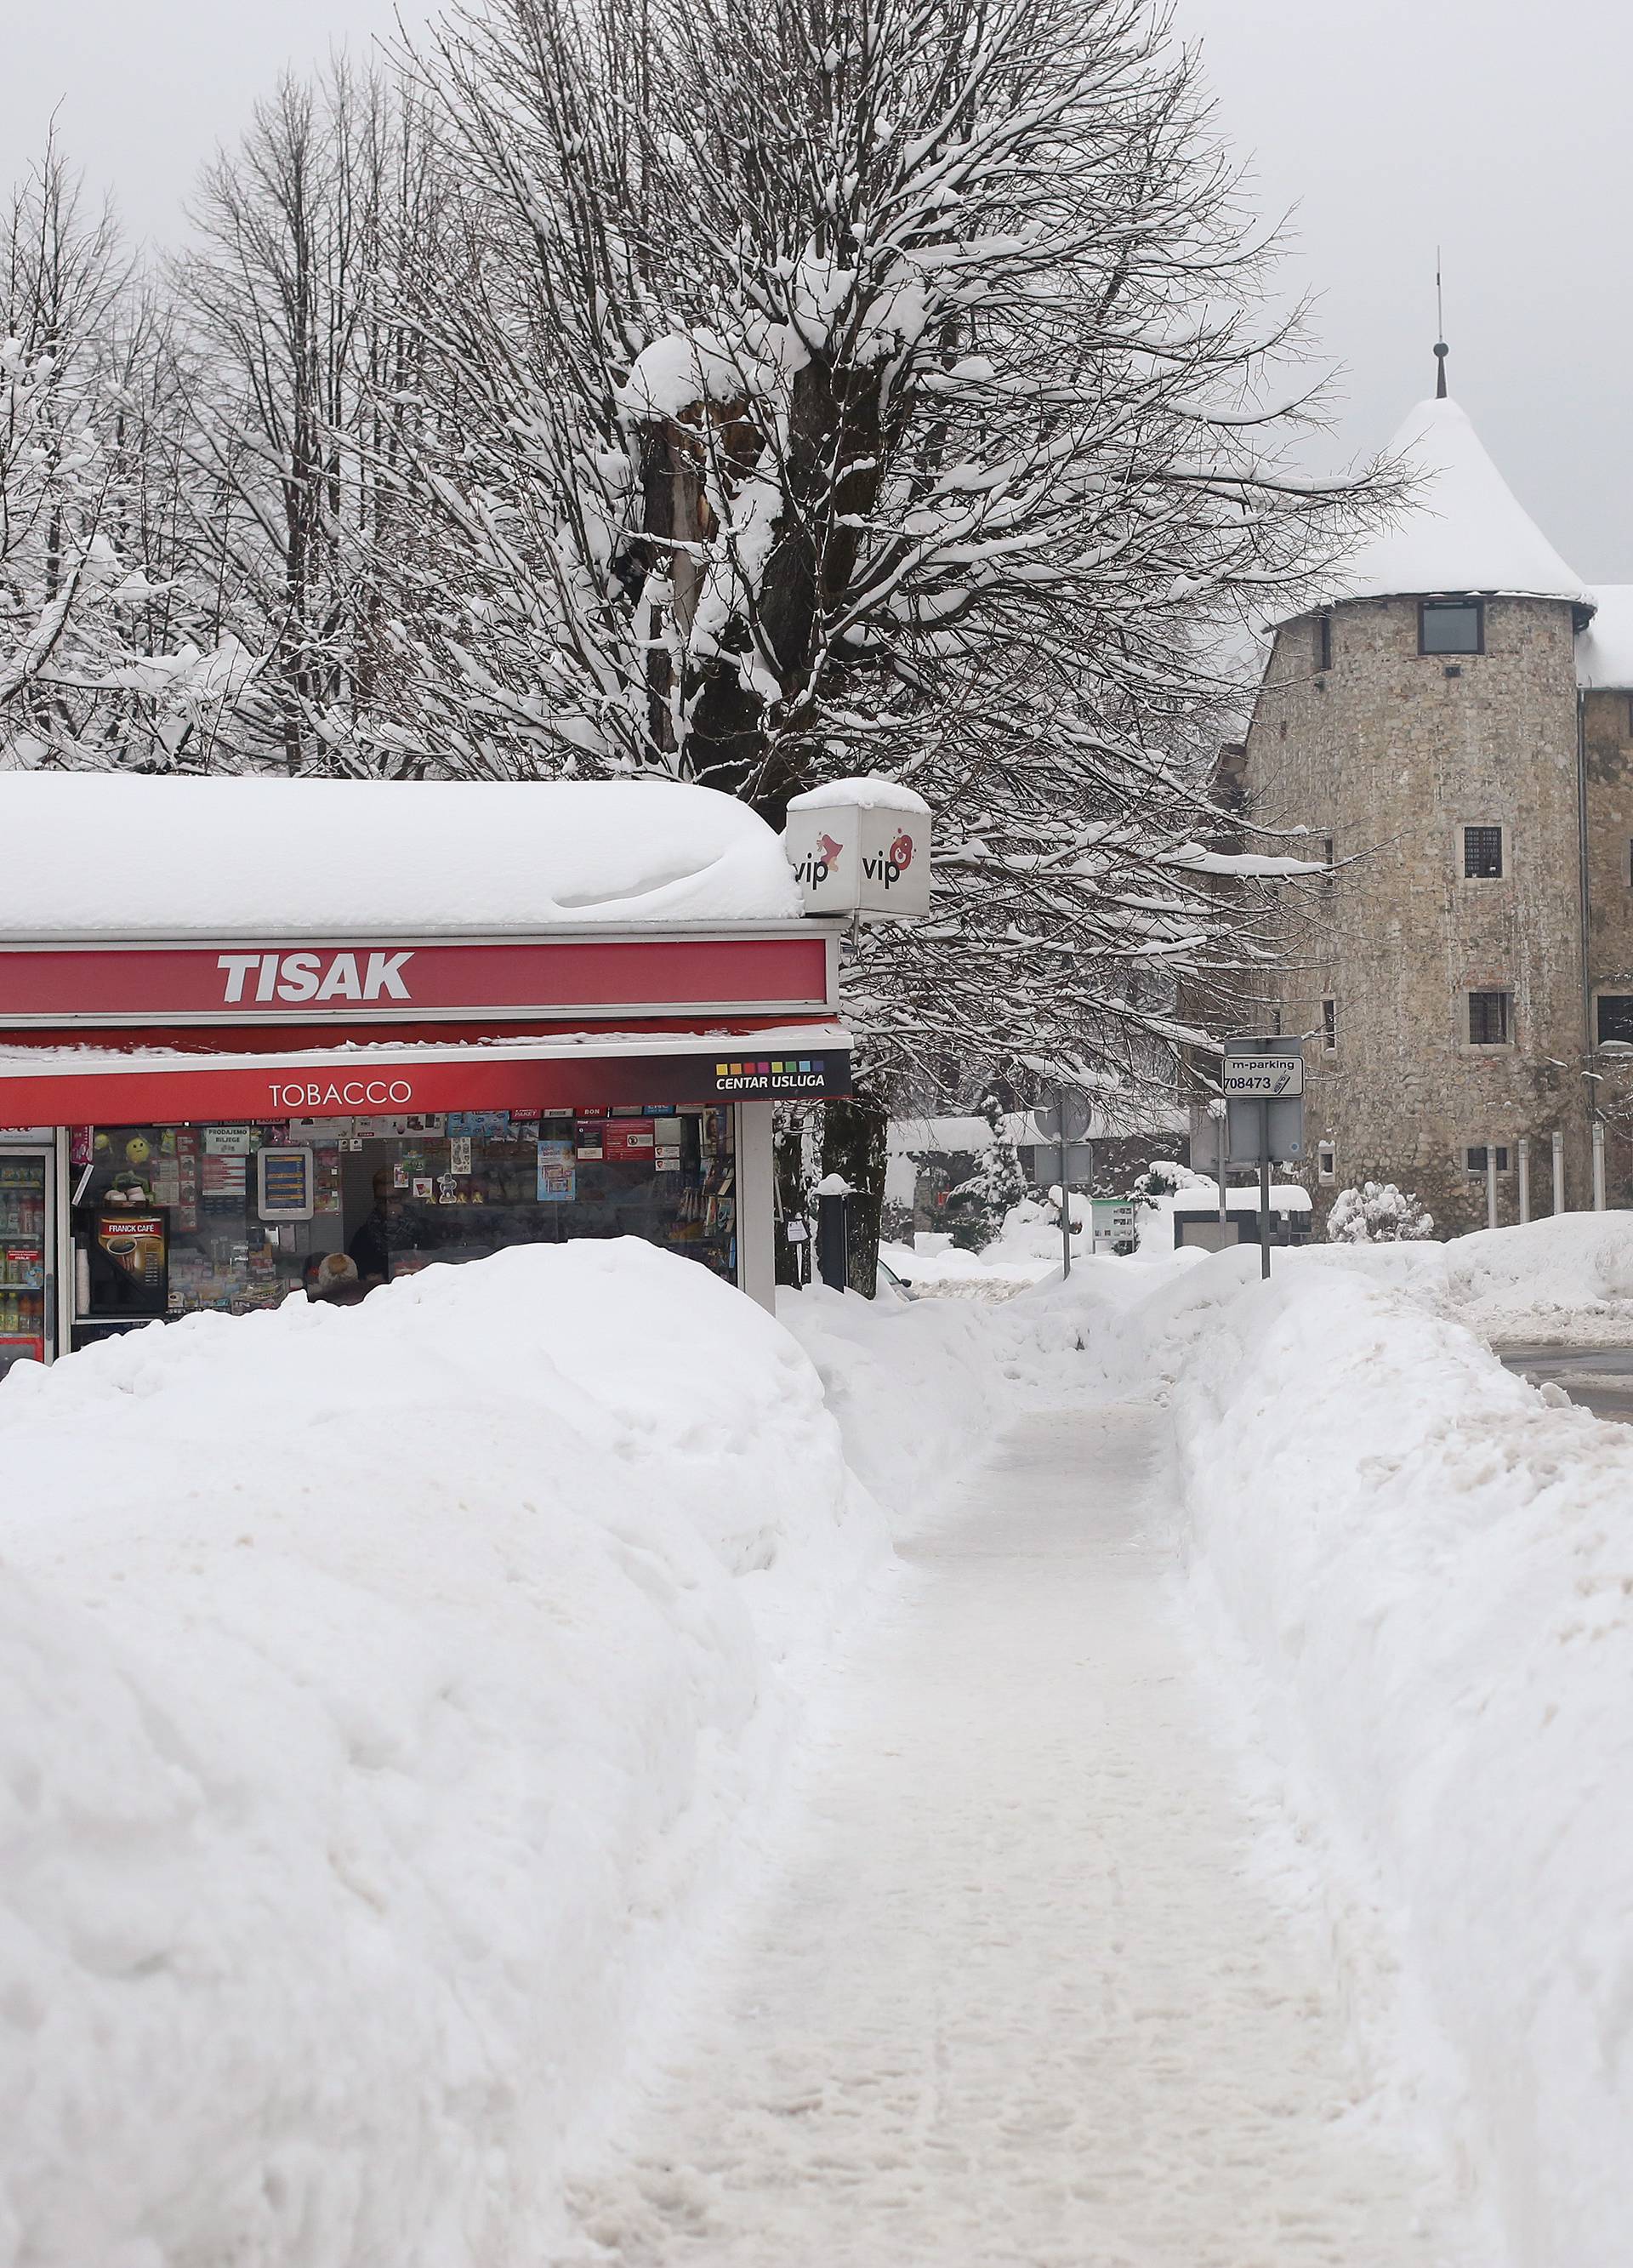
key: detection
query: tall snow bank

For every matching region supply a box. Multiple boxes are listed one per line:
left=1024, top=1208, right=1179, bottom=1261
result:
left=778, top=1285, right=1013, bottom=1537
left=1169, top=1261, right=1633, bottom=2267
left=0, top=1243, right=884, bottom=2266
left=1437, top=1210, right=1633, bottom=1344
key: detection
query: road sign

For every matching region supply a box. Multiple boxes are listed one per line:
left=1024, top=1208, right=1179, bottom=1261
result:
left=1226, top=1096, right=1304, bottom=1165
left=1032, top=1095, right=1094, bottom=1143
left=1220, top=1053, right=1304, bottom=1098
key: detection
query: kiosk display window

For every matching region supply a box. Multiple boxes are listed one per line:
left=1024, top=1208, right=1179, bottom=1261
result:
left=71, top=1107, right=737, bottom=1341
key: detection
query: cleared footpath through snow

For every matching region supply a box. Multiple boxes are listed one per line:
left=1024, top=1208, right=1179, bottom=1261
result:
left=555, top=1404, right=1477, bottom=2267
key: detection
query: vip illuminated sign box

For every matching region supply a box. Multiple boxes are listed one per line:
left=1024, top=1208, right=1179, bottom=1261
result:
left=784, top=782, right=931, bottom=920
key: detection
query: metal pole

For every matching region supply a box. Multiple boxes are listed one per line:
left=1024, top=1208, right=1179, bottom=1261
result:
left=1593, top=1120, right=1607, bottom=1211
left=1215, top=1103, right=1227, bottom=1224
left=1259, top=1099, right=1272, bottom=1281
left=1057, top=1083, right=1072, bottom=1280
left=1552, top=1129, right=1566, bottom=1214
left=1518, top=1137, right=1531, bottom=1224
left=1486, top=1144, right=1498, bottom=1232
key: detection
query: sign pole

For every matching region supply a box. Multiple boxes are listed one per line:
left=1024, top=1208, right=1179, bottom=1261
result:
left=1058, top=1082, right=1072, bottom=1280
left=1258, top=1099, right=1272, bottom=1281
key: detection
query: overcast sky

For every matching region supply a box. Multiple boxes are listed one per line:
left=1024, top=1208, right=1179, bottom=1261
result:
left=8, top=0, right=1632, bottom=576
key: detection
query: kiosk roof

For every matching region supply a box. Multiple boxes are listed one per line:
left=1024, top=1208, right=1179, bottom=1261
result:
left=0, top=774, right=804, bottom=939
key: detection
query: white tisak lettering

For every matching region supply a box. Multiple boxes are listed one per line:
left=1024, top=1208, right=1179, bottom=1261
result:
left=255, top=953, right=280, bottom=1002
left=277, top=951, right=321, bottom=1002
left=218, top=953, right=259, bottom=1003
left=364, top=950, right=414, bottom=1001
left=315, top=951, right=362, bottom=1001
left=390, top=1080, right=412, bottom=1103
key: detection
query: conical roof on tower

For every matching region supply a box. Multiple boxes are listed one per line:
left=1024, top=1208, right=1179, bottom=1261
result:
left=1327, top=393, right=1593, bottom=614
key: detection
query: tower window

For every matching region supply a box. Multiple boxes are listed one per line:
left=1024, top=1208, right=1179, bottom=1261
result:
left=1322, top=996, right=1337, bottom=1050
left=1420, top=600, right=1484, bottom=655
left=1465, top=1145, right=1511, bottom=1176
left=1467, top=990, right=1513, bottom=1046
left=1463, top=825, right=1504, bottom=879
left=1596, top=995, right=1633, bottom=1046
left=1317, top=1141, right=1336, bottom=1183
left=1316, top=612, right=1333, bottom=671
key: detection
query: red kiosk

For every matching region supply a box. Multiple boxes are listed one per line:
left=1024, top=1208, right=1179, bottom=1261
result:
left=0, top=774, right=851, bottom=1371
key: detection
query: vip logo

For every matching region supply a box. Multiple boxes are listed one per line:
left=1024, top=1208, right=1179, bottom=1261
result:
left=793, top=832, right=845, bottom=890
left=217, top=950, right=416, bottom=1004
left=862, top=832, right=916, bottom=889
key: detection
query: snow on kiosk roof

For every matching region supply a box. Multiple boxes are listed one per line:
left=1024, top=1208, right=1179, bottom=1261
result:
left=0, top=774, right=804, bottom=940
left=1321, top=396, right=1593, bottom=614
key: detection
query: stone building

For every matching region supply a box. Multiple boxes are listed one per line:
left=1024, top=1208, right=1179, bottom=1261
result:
left=1240, top=356, right=1633, bottom=1235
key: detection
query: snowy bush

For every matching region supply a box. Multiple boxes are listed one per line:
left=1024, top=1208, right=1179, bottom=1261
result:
left=957, top=1093, right=1030, bottom=1247
left=1132, top=1158, right=1208, bottom=1208
left=1326, top=1180, right=1435, bottom=1243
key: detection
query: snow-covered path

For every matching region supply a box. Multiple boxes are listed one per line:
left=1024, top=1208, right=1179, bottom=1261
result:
left=556, top=1405, right=1477, bottom=2267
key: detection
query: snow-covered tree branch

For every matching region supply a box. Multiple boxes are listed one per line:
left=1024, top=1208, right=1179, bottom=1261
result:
left=389, top=0, right=1386, bottom=1090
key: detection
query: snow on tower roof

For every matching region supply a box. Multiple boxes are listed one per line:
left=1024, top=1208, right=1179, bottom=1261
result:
left=1577, top=587, right=1633, bottom=688
left=1328, top=396, right=1592, bottom=613
left=0, top=774, right=805, bottom=939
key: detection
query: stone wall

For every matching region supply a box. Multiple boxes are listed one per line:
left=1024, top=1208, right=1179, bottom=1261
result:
left=1581, top=687, right=1633, bottom=1201
left=1243, top=594, right=1596, bottom=1236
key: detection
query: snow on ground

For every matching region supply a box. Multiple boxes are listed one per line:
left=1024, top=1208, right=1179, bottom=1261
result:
left=9, top=1211, right=1632, bottom=2265
left=1152, top=1247, right=1633, bottom=2268
left=779, top=1284, right=1020, bottom=1536
left=881, top=1169, right=1311, bottom=1300
left=0, top=1243, right=883, bottom=2268
left=1435, top=1210, right=1633, bottom=1343
left=879, top=1200, right=1072, bottom=1298
left=555, top=1399, right=1481, bottom=2267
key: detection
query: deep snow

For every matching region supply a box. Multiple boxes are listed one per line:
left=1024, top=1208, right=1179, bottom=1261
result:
left=1154, top=1248, right=1633, bottom=2268
left=0, top=1244, right=882, bottom=2266
left=0, top=773, right=804, bottom=935
left=6, top=1213, right=1631, bottom=2266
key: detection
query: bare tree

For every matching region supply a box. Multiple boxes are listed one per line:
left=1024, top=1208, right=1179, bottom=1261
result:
left=0, top=140, right=129, bottom=759
left=382, top=0, right=1380, bottom=1256
left=174, top=59, right=449, bottom=774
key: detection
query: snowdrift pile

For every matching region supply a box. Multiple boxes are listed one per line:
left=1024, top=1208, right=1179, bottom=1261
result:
left=780, top=1284, right=1018, bottom=1535
left=1161, top=1248, right=1633, bottom=2267
left=1435, top=1208, right=1633, bottom=1343
left=0, top=1243, right=883, bottom=2267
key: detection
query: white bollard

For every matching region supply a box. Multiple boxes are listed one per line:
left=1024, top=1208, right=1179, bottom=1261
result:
left=1518, top=1137, right=1531, bottom=1224
left=1553, top=1129, right=1566, bottom=1214
left=1593, top=1120, right=1607, bottom=1211
left=1486, top=1145, right=1499, bottom=1232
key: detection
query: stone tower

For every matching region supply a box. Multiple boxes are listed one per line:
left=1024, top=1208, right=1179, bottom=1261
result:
left=1242, top=364, right=1633, bottom=1235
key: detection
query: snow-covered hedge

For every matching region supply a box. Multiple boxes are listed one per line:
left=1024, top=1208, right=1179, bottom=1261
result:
left=1169, top=1261, right=1633, bottom=2266
left=0, top=1243, right=884, bottom=2265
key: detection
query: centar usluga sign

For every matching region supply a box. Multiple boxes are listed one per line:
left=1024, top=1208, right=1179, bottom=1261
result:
left=784, top=778, right=932, bottom=919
